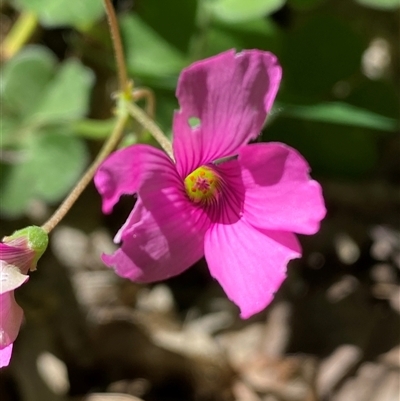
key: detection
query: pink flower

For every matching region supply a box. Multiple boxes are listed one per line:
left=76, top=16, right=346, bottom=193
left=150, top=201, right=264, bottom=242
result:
left=0, top=226, right=48, bottom=367
left=95, top=49, right=326, bottom=318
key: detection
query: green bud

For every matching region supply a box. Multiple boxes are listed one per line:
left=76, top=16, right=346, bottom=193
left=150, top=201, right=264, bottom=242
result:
left=3, top=225, right=49, bottom=266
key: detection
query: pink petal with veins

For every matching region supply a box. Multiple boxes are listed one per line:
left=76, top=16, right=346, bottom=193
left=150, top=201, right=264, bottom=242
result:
left=173, top=49, right=281, bottom=177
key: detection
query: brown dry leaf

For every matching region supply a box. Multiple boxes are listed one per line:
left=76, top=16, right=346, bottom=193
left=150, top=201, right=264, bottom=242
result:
left=232, top=380, right=262, bottom=401
left=240, top=356, right=317, bottom=401
left=316, top=344, right=362, bottom=398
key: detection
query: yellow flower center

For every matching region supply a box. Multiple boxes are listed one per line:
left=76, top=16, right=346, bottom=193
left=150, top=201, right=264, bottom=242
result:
left=184, top=166, right=220, bottom=204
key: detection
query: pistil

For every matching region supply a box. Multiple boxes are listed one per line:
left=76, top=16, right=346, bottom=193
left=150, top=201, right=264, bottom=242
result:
left=184, top=166, right=220, bottom=204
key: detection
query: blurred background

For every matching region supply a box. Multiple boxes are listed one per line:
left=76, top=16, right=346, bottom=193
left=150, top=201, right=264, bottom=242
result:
left=0, top=0, right=399, bottom=400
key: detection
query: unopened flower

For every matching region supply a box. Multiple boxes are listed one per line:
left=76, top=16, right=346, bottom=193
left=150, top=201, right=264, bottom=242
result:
left=0, top=226, right=48, bottom=367
left=95, top=49, right=326, bottom=318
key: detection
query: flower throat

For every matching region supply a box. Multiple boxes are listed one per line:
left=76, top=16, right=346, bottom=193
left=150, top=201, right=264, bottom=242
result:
left=184, top=166, right=220, bottom=204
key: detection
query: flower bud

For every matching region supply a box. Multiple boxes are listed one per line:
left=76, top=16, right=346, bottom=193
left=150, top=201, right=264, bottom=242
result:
left=0, top=226, right=48, bottom=368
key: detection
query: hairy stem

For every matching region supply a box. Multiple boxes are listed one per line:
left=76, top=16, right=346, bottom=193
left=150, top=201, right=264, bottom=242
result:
left=133, top=88, right=156, bottom=119
left=126, top=101, right=174, bottom=160
left=41, top=1, right=170, bottom=233
left=103, top=0, right=130, bottom=94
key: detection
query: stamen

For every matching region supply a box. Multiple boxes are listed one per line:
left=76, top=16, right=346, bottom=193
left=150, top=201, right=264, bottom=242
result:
left=184, top=166, right=220, bottom=204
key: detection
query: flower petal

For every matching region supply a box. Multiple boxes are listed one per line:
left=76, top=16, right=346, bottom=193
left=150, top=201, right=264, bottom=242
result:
left=103, top=163, right=210, bottom=282
left=94, top=144, right=174, bottom=214
left=0, top=261, right=29, bottom=294
left=0, top=343, right=13, bottom=368
left=204, top=218, right=301, bottom=318
left=0, top=291, right=23, bottom=350
left=173, top=49, right=282, bottom=177
left=104, top=200, right=209, bottom=282
left=0, top=243, right=34, bottom=275
left=236, top=143, right=326, bottom=234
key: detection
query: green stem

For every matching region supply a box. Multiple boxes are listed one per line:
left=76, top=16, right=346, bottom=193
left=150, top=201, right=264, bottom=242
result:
left=1, top=11, right=38, bottom=60
left=41, top=109, right=129, bottom=234
left=126, top=101, right=174, bottom=160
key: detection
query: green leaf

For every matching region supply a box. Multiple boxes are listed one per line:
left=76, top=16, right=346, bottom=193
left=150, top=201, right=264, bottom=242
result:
left=0, top=116, right=20, bottom=147
left=30, top=59, right=94, bottom=124
left=203, top=18, right=282, bottom=58
left=1, top=47, right=94, bottom=127
left=0, top=128, right=88, bottom=217
left=208, top=0, right=286, bottom=23
left=288, top=0, right=326, bottom=9
left=71, top=118, right=117, bottom=139
left=281, top=15, right=364, bottom=96
left=151, top=90, right=178, bottom=134
left=355, top=0, right=400, bottom=10
left=0, top=160, right=34, bottom=217
left=136, top=0, right=198, bottom=53
left=13, top=0, right=104, bottom=29
left=203, top=26, right=244, bottom=57
left=31, top=129, right=88, bottom=201
left=346, top=81, right=400, bottom=119
left=265, top=119, right=379, bottom=178
left=120, top=14, right=186, bottom=79
left=280, top=102, right=398, bottom=132
left=1, top=46, right=56, bottom=117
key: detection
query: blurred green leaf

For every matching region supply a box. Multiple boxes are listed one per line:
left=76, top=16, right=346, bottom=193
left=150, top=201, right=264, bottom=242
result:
left=13, top=0, right=104, bottom=28
left=136, top=0, right=197, bottom=53
left=265, top=119, right=379, bottom=178
left=31, top=59, right=94, bottom=124
left=208, top=0, right=286, bottom=22
left=217, top=16, right=280, bottom=36
left=1, top=46, right=56, bottom=116
left=0, top=161, right=33, bottom=218
left=288, top=0, right=326, bottom=9
left=280, top=102, right=398, bottom=131
left=355, top=0, right=400, bottom=10
left=153, top=90, right=179, bottom=134
left=0, top=116, right=19, bottom=147
left=31, top=129, right=88, bottom=201
left=204, top=18, right=282, bottom=58
left=203, top=26, right=243, bottom=57
left=1, top=47, right=94, bottom=125
left=346, top=80, right=400, bottom=119
left=0, top=47, right=93, bottom=218
left=120, top=14, right=186, bottom=80
left=281, top=15, right=364, bottom=96
left=71, top=118, right=117, bottom=139
left=0, top=128, right=88, bottom=217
